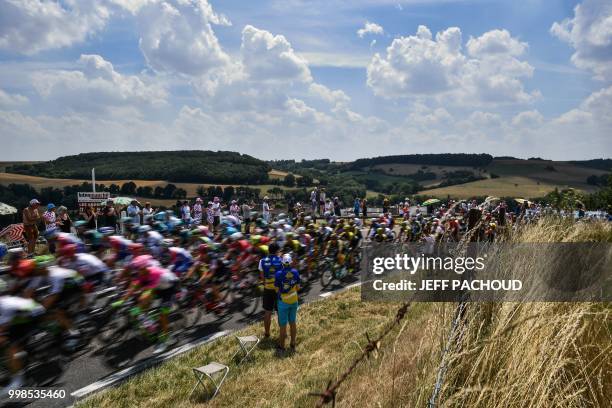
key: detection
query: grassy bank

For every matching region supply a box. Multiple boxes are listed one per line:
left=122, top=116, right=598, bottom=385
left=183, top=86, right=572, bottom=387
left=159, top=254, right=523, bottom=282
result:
left=79, top=219, right=611, bottom=407
left=78, top=290, right=444, bottom=408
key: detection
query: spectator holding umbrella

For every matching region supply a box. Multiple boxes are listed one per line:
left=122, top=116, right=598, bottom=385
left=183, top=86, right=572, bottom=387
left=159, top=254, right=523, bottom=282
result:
left=22, top=199, right=41, bottom=256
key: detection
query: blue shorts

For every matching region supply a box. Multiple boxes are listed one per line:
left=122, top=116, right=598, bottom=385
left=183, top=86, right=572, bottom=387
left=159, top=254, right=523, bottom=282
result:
left=277, top=300, right=298, bottom=326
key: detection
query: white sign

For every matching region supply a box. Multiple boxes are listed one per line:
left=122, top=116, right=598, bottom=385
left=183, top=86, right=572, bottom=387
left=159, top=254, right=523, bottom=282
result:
left=78, top=192, right=110, bottom=210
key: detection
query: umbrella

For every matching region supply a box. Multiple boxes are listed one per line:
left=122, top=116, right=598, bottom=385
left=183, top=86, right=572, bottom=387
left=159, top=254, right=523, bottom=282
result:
left=422, top=198, right=441, bottom=206
left=0, top=202, right=18, bottom=215
left=108, top=197, right=140, bottom=206
left=514, top=198, right=528, bottom=204
left=485, top=196, right=500, bottom=203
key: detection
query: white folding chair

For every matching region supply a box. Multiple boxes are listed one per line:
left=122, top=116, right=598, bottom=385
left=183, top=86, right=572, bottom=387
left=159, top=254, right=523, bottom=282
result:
left=230, top=335, right=260, bottom=364
left=188, top=362, right=229, bottom=400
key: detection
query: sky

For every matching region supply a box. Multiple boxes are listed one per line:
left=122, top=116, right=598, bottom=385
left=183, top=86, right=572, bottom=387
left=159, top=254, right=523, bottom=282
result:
left=0, top=0, right=610, bottom=162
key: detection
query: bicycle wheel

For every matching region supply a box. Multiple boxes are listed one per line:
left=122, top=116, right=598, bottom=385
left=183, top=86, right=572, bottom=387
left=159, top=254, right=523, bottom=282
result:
left=320, top=263, right=335, bottom=288
left=98, top=310, right=131, bottom=345
left=239, top=286, right=261, bottom=317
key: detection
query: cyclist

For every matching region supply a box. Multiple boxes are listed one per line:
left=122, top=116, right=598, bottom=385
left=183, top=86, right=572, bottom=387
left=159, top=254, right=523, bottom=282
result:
left=122, top=261, right=179, bottom=354
left=0, top=289, right=46, bottom=393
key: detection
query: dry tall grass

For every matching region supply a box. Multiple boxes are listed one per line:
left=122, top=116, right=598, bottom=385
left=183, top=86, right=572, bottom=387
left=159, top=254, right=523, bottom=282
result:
left=437, top=219, right=612, bottom=407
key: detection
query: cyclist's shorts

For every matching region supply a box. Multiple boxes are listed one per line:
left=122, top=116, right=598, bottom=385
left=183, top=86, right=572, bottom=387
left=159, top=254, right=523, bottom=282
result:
left=262, top=288, right=277, bottom=312
left=156, top=282, right=178, bottom=313
left=277, top=300, right=298, bottom=326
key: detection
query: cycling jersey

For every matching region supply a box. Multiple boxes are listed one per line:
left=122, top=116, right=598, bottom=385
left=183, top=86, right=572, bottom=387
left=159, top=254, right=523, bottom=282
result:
left=28, top=266, right=82, bottom=295
left=133, top=267, right=178, bottom=291
left=258, top=255, right=282, bottom=290
left=0, top=296, right=45, bottom=326
left=169, top=247, right=193, bottom=275
left=70, top=253, right=108, bottom=278
left=275, top=267, right=300, bottom=305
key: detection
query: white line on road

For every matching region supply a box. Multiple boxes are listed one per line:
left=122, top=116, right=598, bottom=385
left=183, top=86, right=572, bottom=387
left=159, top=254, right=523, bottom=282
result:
left=319, top=281, right=362, bottom=298
left=71, top=330, right=230, bottom=399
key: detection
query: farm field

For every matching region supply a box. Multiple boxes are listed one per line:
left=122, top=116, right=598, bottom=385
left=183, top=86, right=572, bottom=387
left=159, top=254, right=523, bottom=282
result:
left=419, top=176, right=571, bottom=199
left=0, top=172, right=295, bottom=198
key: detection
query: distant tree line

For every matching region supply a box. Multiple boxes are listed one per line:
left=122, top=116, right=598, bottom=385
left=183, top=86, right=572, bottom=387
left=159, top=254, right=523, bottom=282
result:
left=7, top=151, right=271, bottom=184
left=346, top=153, right=494, bottom=170
left=571, top=159, right=612, bottom=172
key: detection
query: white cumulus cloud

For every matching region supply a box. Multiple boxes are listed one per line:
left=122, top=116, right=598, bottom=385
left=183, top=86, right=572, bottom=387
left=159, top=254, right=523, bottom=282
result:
left=367, top=25, right=538, bottom=105
left=0, top=0, right=110, bottom=55
left=357, top=21, right=384, bottom=38
left=136, top=0, right=231, bottom=76
left=31, top=54, right=167, bottom=111
left=551, top=0, right=612, bottom=81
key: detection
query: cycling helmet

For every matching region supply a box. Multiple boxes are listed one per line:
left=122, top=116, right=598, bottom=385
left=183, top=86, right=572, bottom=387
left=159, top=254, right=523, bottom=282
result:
left=131, top=254, right=153, bottom=270
left=99, top=226, right=115, bottom=236
left=7, top=248, right=24, bottom=263
left=198, top=244, right=209, bottom=254
left=13, top=259, right=35, bottom=278
left=230, top=232, right=244, bottom=241
left=59, top=244, right=77, bottom=258
left=282, top=253, right=292, bottom=265
left=129, top=242, right=144, bottom=254
left=258, top=245, right=269, bottom=256
left=74, top=220, right=88, bottom=228
left=138, top=225, right=151, bottom=233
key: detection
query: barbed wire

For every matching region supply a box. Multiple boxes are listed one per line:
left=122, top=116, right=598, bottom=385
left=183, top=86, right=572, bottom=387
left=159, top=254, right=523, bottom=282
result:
left=309, top=302, right=411, bottom=407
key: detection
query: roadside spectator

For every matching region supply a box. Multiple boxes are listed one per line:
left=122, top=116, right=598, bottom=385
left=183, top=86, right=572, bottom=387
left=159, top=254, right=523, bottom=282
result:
left=319, top=188, right=326, bottom=215
left=84, top=206, right=97, bottom=230
left=262, top=196, right=271, bottom=223
left=241, top=200, right=253, bottom=234
left=100, top=199, right=117, bottom=231
left=230, top=200, right=240, bottom=218
left=275, top=253, right=300, bottom=352
left=333, top=196, right=341, bottom=216
left=180, top=201, right=191, bottom=223
left=212, top=197, right=222, bottom=228
left=361, top=198, right=368, bottom=220
left=382, top=196, right=389, bottom=214
left=259, top=243, right=282, bottom=339
left=310, top=188, right=317, bottom=215
left=43, top=203, right=57, bottom=253
left=324, top=198, right=333, bottom=215
left=353, top=197, right=361, bottom=218
left=192, top=198, right=203, bottom=225
left=142, top=202, right=155, bottom=222
left=206, top=201, right=214, bottom=229
left=22, top=199, right=41, bottom=256
left=56, top=206, right=72, bottom=233
left=127, top=200, right=140, bottom=226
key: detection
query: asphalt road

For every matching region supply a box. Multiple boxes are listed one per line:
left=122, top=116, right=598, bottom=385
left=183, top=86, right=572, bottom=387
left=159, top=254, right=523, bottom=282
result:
left=3, top=272, right=360, bottom=408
